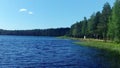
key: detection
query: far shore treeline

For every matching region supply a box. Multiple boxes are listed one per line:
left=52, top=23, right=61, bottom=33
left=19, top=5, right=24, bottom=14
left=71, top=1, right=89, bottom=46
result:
left=68, top=0, right=120, bottom=43
left=0, top=28, right=70, bottom=36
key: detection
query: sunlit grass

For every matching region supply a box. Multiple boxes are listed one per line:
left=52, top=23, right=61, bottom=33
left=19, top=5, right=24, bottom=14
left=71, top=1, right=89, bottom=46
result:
left=75, top=39, right=120, bottom=68
left=75, top=40, right=120, bottom=53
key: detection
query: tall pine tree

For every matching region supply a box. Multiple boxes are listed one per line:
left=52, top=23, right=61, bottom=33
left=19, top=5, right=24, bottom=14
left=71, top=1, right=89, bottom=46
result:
left=111, top=0, right=120, bottom=43
left=82, top=17, right=88, bottom=39
left=101, top=2, right=112, bottom=41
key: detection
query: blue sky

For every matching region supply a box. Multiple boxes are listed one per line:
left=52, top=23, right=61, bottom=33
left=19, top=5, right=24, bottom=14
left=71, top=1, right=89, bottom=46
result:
left=0, top=0, right=115, bottom=30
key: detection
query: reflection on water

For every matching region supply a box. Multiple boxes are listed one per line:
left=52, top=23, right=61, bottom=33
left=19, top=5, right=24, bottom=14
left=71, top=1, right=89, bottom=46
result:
left=0, top=36, right=110, bottom=68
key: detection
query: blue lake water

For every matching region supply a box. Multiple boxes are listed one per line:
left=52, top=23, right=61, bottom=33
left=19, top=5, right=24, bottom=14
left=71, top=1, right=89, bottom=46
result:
left=0, top=35, right=110, bottom=68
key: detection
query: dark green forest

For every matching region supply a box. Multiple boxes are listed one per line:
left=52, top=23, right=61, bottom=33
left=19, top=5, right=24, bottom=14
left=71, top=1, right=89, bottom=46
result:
left=68, top=0, right=120, bottom=43
left=0, top=28, right=70, bottom=36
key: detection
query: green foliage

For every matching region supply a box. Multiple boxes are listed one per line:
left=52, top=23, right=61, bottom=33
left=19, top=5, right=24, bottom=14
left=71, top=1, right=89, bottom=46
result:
left=69, top=17, right=88, bottom=38
left=69, top=2, right=115, bottom=42
left=0, top=28, right=70, bottom=36
left=75, top=40, right=120, bottom=68
left=70, top=21, right=83, bottom=37
left=107, top=0, right=120, bottom=43
left=107, top=13, right=115, bottom=40
left=81, top=17, right=88, bottom=36
left=112, top=0, right=120, bottom=43
left=101, top=2, right=112, bottom=41
left=69, top=0, right=120, bottom=43
left=87, top=14, right=95, bottom=35
left=94, top=11, right=102, bottom=38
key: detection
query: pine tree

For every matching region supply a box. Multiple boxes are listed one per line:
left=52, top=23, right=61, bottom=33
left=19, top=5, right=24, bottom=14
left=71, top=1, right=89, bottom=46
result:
left=112, top=0, right=120, bottom=43
left=94, top=12, right=102, bottom=39
left=87, top=14, right=96, bottom=37
left=81, top=17, right=88, bottom=39
left=101, top=2, right=112, bottom=41
left=107, top=11, right=115, bottom=41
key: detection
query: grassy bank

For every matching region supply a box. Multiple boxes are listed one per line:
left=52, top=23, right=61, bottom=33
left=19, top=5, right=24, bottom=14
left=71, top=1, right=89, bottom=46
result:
left=76, top=39, right=120, bottom=52
left=75, top=39, right=120, bottom=68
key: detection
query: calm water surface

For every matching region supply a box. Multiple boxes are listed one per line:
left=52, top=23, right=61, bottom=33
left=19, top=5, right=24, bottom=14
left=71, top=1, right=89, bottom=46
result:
left=0, top=36, right=110, bottom=68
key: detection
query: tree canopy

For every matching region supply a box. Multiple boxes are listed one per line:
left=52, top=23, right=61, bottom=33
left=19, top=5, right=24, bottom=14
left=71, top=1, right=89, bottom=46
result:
left=68, top=1, right=120, bottom=43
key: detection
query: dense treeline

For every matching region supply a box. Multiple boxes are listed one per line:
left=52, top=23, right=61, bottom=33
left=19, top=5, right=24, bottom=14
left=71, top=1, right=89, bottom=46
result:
left=0, top=28, right=70, bottom=36
left=69, top=0, right=120, bottom=43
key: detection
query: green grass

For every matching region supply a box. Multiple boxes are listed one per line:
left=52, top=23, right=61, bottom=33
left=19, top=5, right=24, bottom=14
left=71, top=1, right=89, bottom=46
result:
left=76, top=40, right=120, bottom=52
left=75, top=39, right=120, bottom=68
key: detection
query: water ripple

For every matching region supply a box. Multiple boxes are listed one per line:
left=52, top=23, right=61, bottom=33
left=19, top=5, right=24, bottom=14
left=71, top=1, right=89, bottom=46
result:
left=0, top=36, right=111, bottom=68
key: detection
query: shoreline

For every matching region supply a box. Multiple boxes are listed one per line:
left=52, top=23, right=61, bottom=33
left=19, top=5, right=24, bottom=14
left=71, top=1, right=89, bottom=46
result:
left=58, top=36, right=120, bottom=68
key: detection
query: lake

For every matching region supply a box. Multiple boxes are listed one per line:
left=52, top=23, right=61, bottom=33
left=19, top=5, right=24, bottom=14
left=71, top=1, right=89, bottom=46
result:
left=0, top=35, right=110, bottom=68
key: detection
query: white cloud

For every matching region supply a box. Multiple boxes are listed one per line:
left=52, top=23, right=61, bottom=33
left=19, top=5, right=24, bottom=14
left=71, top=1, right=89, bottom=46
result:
left=28, top=11, right=33, bottom=15
left=19, top=8, right=27, bottom=12
left=19, top=8, right=34, bottom=15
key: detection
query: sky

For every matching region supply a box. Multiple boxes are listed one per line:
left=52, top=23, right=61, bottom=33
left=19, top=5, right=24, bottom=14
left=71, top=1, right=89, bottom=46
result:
left=0, top=0, right=115, bottom=30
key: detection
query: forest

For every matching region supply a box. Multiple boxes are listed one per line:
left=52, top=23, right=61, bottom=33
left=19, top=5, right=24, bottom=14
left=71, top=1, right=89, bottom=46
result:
left=0, top=28, right=70, bottom=36
left=68, top=0, right=120, bottom=43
